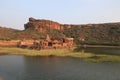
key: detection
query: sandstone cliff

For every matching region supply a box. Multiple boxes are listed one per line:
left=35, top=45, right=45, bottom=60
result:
left=0, top=18, right=120, bottom=45
left=24, top=17, right=72, bottom=33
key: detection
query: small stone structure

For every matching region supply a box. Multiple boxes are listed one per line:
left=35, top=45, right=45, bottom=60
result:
left=18, top=35, right=74, bottom=50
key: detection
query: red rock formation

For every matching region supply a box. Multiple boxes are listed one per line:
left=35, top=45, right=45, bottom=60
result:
left=24, top=17, right=72, bottom=33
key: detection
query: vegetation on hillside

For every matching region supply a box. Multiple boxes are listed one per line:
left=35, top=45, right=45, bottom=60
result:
left=0, top=27, right=20, bottom=40
left=63, top=24, right=120, bottom=45
left=0, top=22, right=120, bottom=46
left=0, top=27, right=45, bottom=40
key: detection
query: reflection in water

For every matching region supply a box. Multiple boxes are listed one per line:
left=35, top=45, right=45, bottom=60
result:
left=77, top=47, right=120, bottom=55
left=0, top=76, right=4, bottom=80
left=23, top=56, right=60, bottom=80
left=18, top=56, right=120, bottom=80
left=0, top=54, right=120, bottom=80
left=86, top=47, right=120, bottom=55
left=0, top=55, right=25, bottom=80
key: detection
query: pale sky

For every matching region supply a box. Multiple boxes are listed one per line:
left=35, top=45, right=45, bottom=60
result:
left=0, top=0, right=120, bottom=30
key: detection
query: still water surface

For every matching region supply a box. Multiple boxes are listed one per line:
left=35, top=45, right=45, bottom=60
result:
left=78, top=47, right=120, bottom=55
left=0, top=54, right=120, bottom=80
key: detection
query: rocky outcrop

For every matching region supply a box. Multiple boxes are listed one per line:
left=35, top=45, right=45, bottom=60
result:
left=24, top=17, right=72, bottom=33
left=1, top=18, right=120, bottom=45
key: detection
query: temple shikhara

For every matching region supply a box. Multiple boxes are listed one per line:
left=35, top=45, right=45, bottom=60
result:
left=17, top=34, right=74, bottom=49
left=0, top=17, right=75, bottom=49
left=1, top=17, right=119, bottom=48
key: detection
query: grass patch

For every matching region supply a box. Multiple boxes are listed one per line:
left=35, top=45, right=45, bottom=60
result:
left=0, top=48, right=120, bottom=62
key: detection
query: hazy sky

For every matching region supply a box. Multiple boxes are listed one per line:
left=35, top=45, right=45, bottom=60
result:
left=0, top=0, right=120, bottom=30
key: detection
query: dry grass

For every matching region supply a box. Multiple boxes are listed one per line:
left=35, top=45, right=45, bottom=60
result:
left=0, top=48, right=120, bottom=62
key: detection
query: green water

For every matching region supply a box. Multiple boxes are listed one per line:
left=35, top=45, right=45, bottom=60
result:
left=77, top=47, right=120, bottom=55
left=0, top=54, right=120, bottom=80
